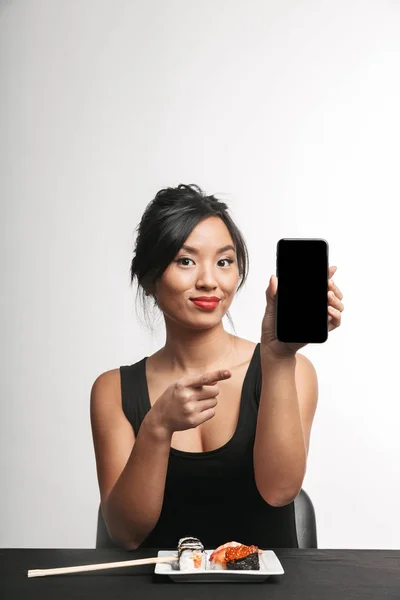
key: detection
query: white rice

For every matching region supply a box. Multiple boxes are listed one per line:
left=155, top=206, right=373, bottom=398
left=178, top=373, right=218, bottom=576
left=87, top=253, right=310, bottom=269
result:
left=178, top=549, right=205, bottom=571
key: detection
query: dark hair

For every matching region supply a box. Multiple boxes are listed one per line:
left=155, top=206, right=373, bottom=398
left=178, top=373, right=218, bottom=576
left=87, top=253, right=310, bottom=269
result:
left=130, top=184, right=249, bottom=334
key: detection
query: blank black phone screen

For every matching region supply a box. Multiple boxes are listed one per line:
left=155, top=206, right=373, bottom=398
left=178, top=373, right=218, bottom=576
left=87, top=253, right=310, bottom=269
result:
left=276, top=238, right=329, bottom=344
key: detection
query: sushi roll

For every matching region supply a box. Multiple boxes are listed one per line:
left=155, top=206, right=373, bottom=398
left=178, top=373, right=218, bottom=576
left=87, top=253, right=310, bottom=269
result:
left=177, top=537, right=205, bottom=570
left=225, top=544, right=260, bottom=570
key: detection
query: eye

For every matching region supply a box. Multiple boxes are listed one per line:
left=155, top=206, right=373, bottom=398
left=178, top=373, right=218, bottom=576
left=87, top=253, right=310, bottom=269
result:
left=175, top=258, right=194, bottom=266
left=174, top=258, right=234, bottom=267
left=218, top=258, right=234, bottom=267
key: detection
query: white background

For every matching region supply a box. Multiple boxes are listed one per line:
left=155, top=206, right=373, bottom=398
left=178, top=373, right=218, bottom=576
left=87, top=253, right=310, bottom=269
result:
left=1, top=0, right=399, bottom=548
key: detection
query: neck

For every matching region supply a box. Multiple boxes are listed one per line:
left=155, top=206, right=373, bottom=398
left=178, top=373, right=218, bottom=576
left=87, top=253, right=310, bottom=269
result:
left=159, top=321, right=237, bottom=375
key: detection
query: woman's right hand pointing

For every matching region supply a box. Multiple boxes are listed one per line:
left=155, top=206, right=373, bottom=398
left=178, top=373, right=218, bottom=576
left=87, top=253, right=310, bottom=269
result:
left=151, top=369, right=232, bottom=436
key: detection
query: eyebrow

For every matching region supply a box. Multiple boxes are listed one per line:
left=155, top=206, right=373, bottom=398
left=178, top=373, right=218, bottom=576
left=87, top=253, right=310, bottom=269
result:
left=180, top=244, right=236, bottom=255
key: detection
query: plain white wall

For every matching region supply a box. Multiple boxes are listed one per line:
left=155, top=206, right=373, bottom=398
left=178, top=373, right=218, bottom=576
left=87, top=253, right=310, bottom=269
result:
left=1, top=0, right=399, bottom=549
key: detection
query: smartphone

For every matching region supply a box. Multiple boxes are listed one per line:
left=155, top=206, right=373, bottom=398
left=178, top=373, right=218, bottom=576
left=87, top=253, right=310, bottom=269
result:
left=276, top=238, right=329, bottom=344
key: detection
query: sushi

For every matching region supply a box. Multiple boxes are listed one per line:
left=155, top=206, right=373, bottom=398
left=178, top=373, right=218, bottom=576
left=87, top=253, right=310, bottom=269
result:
left=208, top=541, right=242, bottom=570
left=177, top=537, right=205, bottom=570
left=176, top=537, right=262, bottom=572
left=225, top=544, right=260, bottom=570
left=209, top=541, right=261, bottom=570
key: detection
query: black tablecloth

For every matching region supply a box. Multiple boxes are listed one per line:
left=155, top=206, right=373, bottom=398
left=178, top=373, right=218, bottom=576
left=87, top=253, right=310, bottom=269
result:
left=1, top=548, right=400, bottom=599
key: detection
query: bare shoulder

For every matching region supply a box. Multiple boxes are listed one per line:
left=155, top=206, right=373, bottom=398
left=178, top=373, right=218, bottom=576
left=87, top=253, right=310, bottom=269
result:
left=294, top=353, right=319, bottom=456
left=91, top=368, right=121, bottom=400
left=238, top=337, right=258, bottom=351
left=233, top=336, right=258, bottom=363
left=294, top=353, right=319, bottom=415
left=90, top=368, right=135, bottom=504
left=295, top=352, right=318, bottom=381
left=90, top=368, right=126, bottom=428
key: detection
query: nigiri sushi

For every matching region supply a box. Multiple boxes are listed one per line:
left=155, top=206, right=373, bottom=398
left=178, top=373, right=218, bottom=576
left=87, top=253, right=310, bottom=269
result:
left=208, top=541, right=242, bottom=570
left=225, top=544, right=260, bottom=570
left=177, top=537, right=205, bottom=570
left=209, top=541, right=262, bottom=570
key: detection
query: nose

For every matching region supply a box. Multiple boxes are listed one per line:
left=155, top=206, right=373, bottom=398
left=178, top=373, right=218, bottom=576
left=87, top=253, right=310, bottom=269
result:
left=195, top=263, right=219, bottom=290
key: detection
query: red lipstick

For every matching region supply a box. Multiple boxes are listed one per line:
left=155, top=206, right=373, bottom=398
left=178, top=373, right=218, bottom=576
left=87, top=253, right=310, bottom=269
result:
left=190, top=296, right=220, bottom=311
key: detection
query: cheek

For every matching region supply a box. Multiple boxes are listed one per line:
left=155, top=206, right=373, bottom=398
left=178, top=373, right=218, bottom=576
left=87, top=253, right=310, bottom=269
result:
left=227, top=272, right=240, bottom=291
left=156, top=277, right=189, bottom=306
left=164, top=270, right=198, bottom=296
left=162, top=277, right=191, bottom=296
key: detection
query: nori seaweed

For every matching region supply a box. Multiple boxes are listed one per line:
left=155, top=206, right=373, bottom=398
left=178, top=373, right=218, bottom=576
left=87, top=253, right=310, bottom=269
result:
left=226, top=551, right=260, bottom=570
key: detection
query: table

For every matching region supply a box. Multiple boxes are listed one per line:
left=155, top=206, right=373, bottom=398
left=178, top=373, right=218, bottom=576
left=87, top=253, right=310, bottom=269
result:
left=1, top=548, right=400, bottom=599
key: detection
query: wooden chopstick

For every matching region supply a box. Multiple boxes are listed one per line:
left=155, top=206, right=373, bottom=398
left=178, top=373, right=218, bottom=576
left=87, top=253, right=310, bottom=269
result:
left=27, top=554, right=177, bottom=578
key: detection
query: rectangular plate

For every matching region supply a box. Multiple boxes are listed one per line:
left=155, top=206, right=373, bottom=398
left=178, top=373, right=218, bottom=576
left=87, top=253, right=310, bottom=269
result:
left=154, top=549, right=284, bottom=582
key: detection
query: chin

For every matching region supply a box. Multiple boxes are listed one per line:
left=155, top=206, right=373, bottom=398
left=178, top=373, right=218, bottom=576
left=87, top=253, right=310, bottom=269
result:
left=169, top=314, right=221, bottom=330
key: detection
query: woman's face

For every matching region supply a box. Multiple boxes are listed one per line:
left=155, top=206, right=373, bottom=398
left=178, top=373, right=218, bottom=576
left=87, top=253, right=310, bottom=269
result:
left=154, top=216, right=240, bottom=328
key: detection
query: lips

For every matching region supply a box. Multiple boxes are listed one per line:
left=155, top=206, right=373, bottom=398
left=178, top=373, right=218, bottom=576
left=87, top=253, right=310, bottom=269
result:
left=190, top=298, right=220, bottom=311
left=191, top=297, right=220, bottom=302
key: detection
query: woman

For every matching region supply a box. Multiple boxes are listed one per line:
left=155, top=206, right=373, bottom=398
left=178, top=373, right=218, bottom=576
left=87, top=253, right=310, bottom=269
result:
left=90, top=184, right=344, bottom=550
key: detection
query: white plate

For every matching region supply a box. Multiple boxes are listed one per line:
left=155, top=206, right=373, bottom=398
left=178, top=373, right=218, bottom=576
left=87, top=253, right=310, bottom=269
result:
left=154, top=549, right=284, bottom=582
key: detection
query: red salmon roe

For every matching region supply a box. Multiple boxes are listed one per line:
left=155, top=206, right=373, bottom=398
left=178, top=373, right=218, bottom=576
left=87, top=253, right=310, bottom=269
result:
left=225, top=544, right=259, bottom=561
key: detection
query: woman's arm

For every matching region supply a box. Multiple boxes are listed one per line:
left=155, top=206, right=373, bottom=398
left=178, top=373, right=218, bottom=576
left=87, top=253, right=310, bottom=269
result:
left=253, top=349, right=318, bottom=507
left=91, top=366, right=227, bottom=549
left=90, top=370, right=172, bottom=550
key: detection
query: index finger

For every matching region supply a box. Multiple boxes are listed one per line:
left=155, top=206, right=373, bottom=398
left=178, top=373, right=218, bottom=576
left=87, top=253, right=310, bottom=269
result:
left=186, top=369, right=232, bottom=388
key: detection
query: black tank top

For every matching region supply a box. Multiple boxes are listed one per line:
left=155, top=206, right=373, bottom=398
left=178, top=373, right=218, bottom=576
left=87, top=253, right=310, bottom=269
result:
left=120, top=343, right=299, bottom=549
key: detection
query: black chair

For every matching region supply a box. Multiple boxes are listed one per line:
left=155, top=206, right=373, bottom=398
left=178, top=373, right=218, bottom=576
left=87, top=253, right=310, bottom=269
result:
left=96, top=488, right=317, bottom=549
left=293, top=488, right=318, bottom=548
